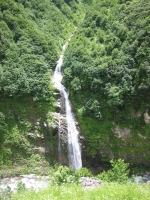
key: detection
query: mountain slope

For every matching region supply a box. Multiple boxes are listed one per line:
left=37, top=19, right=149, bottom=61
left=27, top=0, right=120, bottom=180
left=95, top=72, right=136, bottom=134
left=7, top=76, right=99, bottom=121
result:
left=63, top=0, right=150, bottom=170
left=0, top=0, right=83, bottom=175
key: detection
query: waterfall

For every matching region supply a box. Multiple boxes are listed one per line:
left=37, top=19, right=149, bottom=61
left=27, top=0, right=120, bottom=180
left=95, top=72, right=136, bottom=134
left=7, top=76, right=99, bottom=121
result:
left=58, top=119, right=62, bottom=164
left=53, top=35, right=82, bottom=170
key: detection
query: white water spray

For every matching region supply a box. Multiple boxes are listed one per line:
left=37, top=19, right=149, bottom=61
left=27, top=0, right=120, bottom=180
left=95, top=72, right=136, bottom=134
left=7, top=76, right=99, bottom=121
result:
left=58, top=119, right=62, bottom=164
left=53, top=35, right=82, bottom=170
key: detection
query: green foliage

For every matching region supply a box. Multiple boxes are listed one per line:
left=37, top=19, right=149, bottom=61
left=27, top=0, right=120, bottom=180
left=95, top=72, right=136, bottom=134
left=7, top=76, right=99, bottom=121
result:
left=0, top=112, right=6, bottom=144
left=62, top=0, right=150, bottom=167
left=0, top=96, right=56, bottom=174
left=70, top=77, right=81, bottom=92
left=97, top=159, right=130, bottom=183
left=50, top=165, right=76, bottom=185
left=107, top=86, right=123, bottom=107
left=79, top=99, right=102, bottom=119
left=63, top=0, right=150, bottom=111
left=75, top=167, right=93, bottom=179
left=50, top=165, right=92, bottom=185
left=17, top=182, right=27, bottom=193
left=0, top=186, right=11, bottom=200
left=0, top=0, right=84, bottom=173
left=0, top=0, right=83, bottom=100
left=11, top=182, right=150, bottom=200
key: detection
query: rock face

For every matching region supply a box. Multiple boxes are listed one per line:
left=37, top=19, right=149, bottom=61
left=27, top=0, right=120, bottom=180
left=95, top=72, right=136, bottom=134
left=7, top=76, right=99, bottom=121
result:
left=113, top=125, right=131, bottom=139
left=27, top=118, right=58, bottom=166
left=52, top=94, right=68, bottom=166
left=81, top=115, right=150, bottom=173
left=53, top=93, right=83, bottom=167
left=144, top=110, right=150, bottom=124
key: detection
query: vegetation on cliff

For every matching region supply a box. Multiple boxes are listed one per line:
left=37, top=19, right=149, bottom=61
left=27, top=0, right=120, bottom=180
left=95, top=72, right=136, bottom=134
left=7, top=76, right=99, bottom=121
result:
left=0, top=0, right=150, bottom=174
left=63, top=0, right=150, bottom=168
left=0, top=0, right=83, bottom=173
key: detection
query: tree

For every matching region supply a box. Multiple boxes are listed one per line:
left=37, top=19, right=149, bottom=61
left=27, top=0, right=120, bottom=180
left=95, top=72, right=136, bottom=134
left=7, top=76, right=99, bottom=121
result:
left=71, top=77, right=81, bottom=92
left=107, top=86, right=123, bottom=107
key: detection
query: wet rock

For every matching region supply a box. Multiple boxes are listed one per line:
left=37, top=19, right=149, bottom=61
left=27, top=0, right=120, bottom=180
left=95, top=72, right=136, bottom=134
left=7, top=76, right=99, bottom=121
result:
left=134, top=176, right=143, bottom=183
left=134, top=172, right=150, bottom=183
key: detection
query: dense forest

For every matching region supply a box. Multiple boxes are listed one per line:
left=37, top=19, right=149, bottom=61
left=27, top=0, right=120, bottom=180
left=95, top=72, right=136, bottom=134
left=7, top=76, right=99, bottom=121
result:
left=0, top=0, right=83, bottom=174
left=63, top=0, right=150, bottom=169
left=0, top=0, right=150, bottom=175
left=64, top=0, right=150, bottom=117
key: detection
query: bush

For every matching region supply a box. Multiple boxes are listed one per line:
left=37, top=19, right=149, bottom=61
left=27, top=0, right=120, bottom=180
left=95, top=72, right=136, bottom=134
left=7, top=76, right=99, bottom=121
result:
left=0, top=186, right=11, bottom=200
left=50, top=165, right=93, bottom=185
left=50, top=165, right=76, bottom=185
left=75, top=167, right=93, bottom=180
left=17, top=182, right=26, bottom=193
left=97, top=159, right=130, bottom=183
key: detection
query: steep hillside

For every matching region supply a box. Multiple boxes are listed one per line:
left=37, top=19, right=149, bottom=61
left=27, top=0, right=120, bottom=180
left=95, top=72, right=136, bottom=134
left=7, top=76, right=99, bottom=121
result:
left=0, top=0, right=83, bottom=176
left=1, top=0, right=150, bottom=175
left=63, top=0, right=150, bottom=171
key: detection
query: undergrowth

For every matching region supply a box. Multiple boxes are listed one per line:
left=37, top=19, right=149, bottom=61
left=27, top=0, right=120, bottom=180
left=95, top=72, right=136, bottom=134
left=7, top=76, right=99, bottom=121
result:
left=11, top=183, right=150, bottom=200
left=1, top=160, right=150, bottom=200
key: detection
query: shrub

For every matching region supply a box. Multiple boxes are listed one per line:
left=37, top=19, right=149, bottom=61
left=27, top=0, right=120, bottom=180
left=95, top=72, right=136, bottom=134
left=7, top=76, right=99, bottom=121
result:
left=75, top=167, right=93, bottom=181
left=50, top=165, right=76, bottom=185
left=50, top=165, right=93, bottom=185
left=97, top=159, right=130, bottom=183
left=0, top=186, right=11, bottom=200
left=17, top=182, right=27, bottom=193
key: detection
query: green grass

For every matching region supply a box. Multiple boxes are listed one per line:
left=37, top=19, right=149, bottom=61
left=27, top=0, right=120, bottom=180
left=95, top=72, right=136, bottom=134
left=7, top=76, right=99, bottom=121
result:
left=12, top=183, right=150, bottom=200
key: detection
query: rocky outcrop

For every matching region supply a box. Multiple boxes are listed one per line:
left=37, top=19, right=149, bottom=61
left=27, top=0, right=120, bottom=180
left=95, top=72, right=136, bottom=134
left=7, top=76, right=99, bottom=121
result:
left=52, top=94, right=69, bottom=166
left=26, top=119, right=57, bottom=164
left=52, top=92, right=83, bottom=167
left=79, top=177, right=101, bottom=188
left=144, top=110, right=150, bottom=124
left=53, top=111, right=68, bottom=166
left=81, top=115, right=150, bottom=173
left=112, top=124, right=131, bottom=139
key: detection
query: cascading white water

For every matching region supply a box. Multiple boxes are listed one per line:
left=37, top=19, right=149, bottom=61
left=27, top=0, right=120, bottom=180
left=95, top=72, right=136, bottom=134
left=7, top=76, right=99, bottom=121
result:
left=53, top=36, right=82, bottom=170
left=58, top=119, right=62, bottom=164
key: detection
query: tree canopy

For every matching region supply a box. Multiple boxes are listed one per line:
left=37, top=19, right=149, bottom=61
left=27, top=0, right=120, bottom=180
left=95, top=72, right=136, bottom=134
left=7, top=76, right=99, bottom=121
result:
left=63, top=0, right=150, bottom=113
left=0, top=0, right=83, bottom=100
